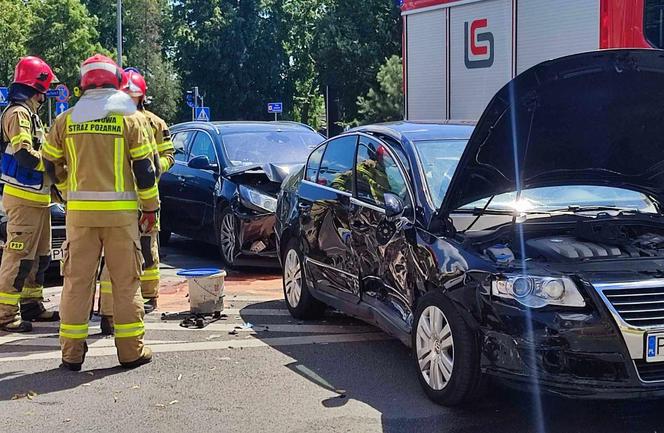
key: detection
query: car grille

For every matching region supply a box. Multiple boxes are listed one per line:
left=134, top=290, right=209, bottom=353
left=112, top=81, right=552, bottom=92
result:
left=634, top=360, right=664, bottom=382
left=601, top=285, right=664, bottom=327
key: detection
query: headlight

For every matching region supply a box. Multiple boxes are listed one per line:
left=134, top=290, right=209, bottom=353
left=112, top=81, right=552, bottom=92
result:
left=491, top=274, right=585, bottom=308
left=239, top=185, right=277, bottom=213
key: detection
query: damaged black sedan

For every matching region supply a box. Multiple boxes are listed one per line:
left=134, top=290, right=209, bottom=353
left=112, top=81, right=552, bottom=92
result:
left=275, top=50, right=664, bottom=405
left=160, top=121, right=324, bottom=267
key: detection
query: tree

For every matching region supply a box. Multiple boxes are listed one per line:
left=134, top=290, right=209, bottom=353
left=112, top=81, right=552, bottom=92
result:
left=27, top=0, right=105, bottom=91
left=356, top=55, right=403, bottom=125
left=0, top=0, right=33, bottom=85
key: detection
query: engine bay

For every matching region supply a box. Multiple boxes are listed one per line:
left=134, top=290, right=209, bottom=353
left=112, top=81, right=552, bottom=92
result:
left=465, top=214, right=664, bottom=264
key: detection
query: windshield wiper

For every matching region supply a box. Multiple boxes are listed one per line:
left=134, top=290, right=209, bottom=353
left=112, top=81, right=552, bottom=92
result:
left=546, top=205, right=641, bottom=214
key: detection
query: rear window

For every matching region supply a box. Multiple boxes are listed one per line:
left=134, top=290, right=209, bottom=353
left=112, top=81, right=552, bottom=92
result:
left=645, top=0, right=664, bottom=48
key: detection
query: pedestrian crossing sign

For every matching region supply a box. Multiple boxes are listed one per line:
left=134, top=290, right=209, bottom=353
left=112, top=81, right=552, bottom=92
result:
left=0, top=87, right=8, bottom=107
left=195, top=107, right=211, bottom=122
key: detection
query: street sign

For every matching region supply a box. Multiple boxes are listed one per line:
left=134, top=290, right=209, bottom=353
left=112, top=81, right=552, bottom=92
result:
left=55, top=84, right=70, bottom=103
left=55, top=102, right=69, bottom=116
left=195, top=106, right=211, bottom=122
left=46, top=89, right=60, bottom=98
left=185, top=92, right=194, bottom=108
left=267, top=102, right=283, bottom=114
left=0, top=87, right=8, bottom=107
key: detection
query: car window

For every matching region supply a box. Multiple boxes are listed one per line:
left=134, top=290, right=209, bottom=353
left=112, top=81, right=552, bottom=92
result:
left=645, top=0, right=664, bottom=48
left=188, top=132, right=218, bottom=165
left=305, top=144, right=326, bottom=182
left=414, top=139, right=468, bottom=207
left=317, top=135, right=357, bottom=192
left=355, top=137, right=409, bottom=207
left=221, top=130, right=324, bottom=167
left=172, top=131, right=193, bottom=162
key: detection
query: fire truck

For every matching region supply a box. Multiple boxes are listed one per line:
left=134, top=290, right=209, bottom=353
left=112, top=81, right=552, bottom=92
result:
left=402, top=0, right=664, bottom=120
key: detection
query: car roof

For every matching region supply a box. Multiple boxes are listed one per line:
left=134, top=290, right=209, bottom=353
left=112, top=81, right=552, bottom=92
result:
left=170, top=121, right=318, bottom=134
left=352, top=121, right=475, bottom=142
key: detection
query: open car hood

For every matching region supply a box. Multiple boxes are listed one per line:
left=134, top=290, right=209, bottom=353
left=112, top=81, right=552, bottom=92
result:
left=223, top=163, right=300, bottom=183
left=440, top=49, right=664, bottom=214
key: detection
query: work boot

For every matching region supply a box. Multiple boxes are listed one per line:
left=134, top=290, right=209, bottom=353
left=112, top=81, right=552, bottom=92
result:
left=1, top=318, right=33, bottom=333
left=21, top=302, right=60, bottom=322
left=60, top=343, right=88, bottom=372
left=100, top=315, right=114, bottom=336
left=120, top=347, right=153, bottom=369
left=143, top=298, right=158, bottom=314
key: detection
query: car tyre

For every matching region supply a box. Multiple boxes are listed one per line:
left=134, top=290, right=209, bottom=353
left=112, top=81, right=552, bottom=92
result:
left=412, top=291, right=484, bottom=406
left=282, top=238, right=325, bottom=320
left=217, top=208, right=239, bottom=269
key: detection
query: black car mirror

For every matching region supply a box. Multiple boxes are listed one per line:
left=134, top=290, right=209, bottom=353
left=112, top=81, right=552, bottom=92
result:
left=384, top=193, right=405, bottom=220
left=188, top=155, right=212, bottom=170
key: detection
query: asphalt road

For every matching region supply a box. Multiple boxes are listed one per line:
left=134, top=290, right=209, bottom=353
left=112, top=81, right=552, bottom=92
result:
left=2, top=237, right=664, bottom=433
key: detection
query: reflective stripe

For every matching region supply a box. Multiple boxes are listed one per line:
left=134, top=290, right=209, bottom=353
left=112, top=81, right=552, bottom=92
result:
left=42, top=141, right=64, bottom=159
left=21, top=286, right=43, bottom=299
left=129, top=144, right=152, bottom=159
left=80, top=61, right=118, bottom=75
left=0, top=292, right=20, bottom=306
left=66, top=137, right=78, bottom=191
left=114, top=138, right=124, bottom=192
left=59, top=323, right=89, bottom=340
left=67, top=200, right=139, bottom=211
left=35, top=159, right=45, bottom=172
left=3, top=185, right=50, bottom=203
left=159, top=157, right=170, bottom=173
left=10, top=132, right=32, bottom=146
left=114, top=321, right=145, bottom=338
left=137, top=185, right=158, bottom=200
left=99, top=281, right=112, bottom=294
left=67, top=191, right=137, bottom=201
left=157, top=141, right=174, bottom=153
left=140, top=268, right=160, bottom=281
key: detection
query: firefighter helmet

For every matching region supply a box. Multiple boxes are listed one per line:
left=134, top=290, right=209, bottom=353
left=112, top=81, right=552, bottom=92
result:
left=13, top=56, right=55, bottom=94
left=80, top=54, right=123, bottom=91
left=121, top=67, right=147, bottom=98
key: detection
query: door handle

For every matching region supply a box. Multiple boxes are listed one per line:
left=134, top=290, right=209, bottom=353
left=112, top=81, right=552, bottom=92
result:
left=177, top=176, right=186, bottom=183
left=298, top=203, right=312, bottom=212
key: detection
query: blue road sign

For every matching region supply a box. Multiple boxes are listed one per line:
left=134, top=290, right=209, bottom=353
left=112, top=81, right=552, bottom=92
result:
left=195, top=106, right=211, bottom=122
left=0, top=87, right=8, bottom=107
left=267, top=102, right=283, bottom=114
left=46, top=89, right=60, bottom=98
left=55, top=102, right=69, bottom=116
left=55, top=84, right=70, bottom=103
left=186, top=92, right=194, bottom=108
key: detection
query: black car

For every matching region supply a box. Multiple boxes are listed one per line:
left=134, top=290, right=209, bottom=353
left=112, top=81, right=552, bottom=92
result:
left=275, top=50, right=664, bottom=405
left=160, top=121, right=324, bottom=267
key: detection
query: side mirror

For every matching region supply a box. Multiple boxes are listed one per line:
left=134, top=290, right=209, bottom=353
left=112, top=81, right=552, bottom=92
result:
left=384, top=193, right=405, bottom=219
left=188, top=155, right=212, bottom=170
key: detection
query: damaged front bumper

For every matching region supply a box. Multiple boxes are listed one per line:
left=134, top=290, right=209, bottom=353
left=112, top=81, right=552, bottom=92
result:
left=232, top=205, right=278, bottom=259
left=481, top=284, right=664, bottom=399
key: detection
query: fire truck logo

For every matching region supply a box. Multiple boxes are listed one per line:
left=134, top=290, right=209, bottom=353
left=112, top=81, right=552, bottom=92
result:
left=464, top=18, right=494, bottom=69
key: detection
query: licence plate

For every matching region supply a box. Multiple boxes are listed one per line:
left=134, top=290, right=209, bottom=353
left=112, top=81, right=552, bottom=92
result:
left=51, top=248, right=64, bottom=262
left=646, top=333, right=664, bottom=363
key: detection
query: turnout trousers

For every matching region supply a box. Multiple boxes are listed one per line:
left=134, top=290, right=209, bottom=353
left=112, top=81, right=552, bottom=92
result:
left=60, top=222, right=146, bottom=364
left=0, top=201, right=51, bottom=326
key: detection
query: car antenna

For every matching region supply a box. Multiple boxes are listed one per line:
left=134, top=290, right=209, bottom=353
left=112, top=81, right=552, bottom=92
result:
left=460, top=195, right=495, bottom=234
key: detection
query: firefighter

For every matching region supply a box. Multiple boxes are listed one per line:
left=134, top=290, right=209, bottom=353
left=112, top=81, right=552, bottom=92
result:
left=332, top=144, right=391, bottom=202
left=0, top=56, right=59, bottom=333
left=42, top=54, right=159, bottom=370
left=97, top=67, right=174, bottom=335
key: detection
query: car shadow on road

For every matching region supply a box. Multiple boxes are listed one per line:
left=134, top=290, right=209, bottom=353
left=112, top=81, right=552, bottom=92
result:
left=241, top=301, right=664, bottom=433
left=0, top=367, right=124, bottom=401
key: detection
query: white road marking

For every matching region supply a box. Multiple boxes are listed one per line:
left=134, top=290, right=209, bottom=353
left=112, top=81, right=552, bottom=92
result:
left=0, top=332, right=392, bottom=362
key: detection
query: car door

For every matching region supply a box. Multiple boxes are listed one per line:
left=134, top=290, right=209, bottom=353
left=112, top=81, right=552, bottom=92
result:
left=179, top=131, right=220, bottom=232
left=297, top=135, right=360, bottom=303
left=159, top=129, right=195, bottom=234
left=349, top=134, right=415, bottom=331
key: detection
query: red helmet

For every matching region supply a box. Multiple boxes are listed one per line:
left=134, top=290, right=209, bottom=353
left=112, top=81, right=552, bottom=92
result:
left=13, top=56, right=55, bottom=93
left=80, top=54, right=123, bottom=91
left=376, top=144, right=387, bottom=165
left=121, top=68, right=147, bottom=98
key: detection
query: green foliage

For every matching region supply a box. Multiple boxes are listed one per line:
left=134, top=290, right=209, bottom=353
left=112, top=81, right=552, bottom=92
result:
left=27, top=0, right=106, bottom=90
left=356, top=55, right=403, bottom=125
left=0, top=0, right=32, bottom=84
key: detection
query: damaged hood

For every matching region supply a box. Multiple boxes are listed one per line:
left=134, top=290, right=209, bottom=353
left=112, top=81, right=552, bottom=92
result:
left=441, top=49, right=664, bottom=213
left=223, top=163, right=302, bottom=183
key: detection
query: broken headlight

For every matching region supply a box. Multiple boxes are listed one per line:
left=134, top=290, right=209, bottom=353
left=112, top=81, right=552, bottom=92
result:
left=491, top=275, right=585, bottom=308
left=239, top=185, right=277, bottom=213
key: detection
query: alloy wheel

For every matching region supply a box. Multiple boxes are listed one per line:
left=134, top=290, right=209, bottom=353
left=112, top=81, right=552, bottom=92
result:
left=220, top=213, right=237, bottom=264
left=283, top=249, right=302, bottom=308
left=416, top=305, right=454, bottom=391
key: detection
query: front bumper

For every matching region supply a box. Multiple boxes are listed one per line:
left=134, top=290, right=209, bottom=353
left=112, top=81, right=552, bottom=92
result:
left=234, top=209, right=278, bottom=259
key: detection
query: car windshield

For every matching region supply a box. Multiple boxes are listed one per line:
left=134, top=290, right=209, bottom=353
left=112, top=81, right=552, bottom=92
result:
left=221, top=130, right=324, bottom=166
left=414, top=139, right=468, bottom=207
left=460, top=186, right=658, bottom=214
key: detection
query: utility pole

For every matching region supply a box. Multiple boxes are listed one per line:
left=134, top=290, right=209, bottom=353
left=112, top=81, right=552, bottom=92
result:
left=116, top=0, right=123, bottom=67
left=193, top=86, right=199, bottom=120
